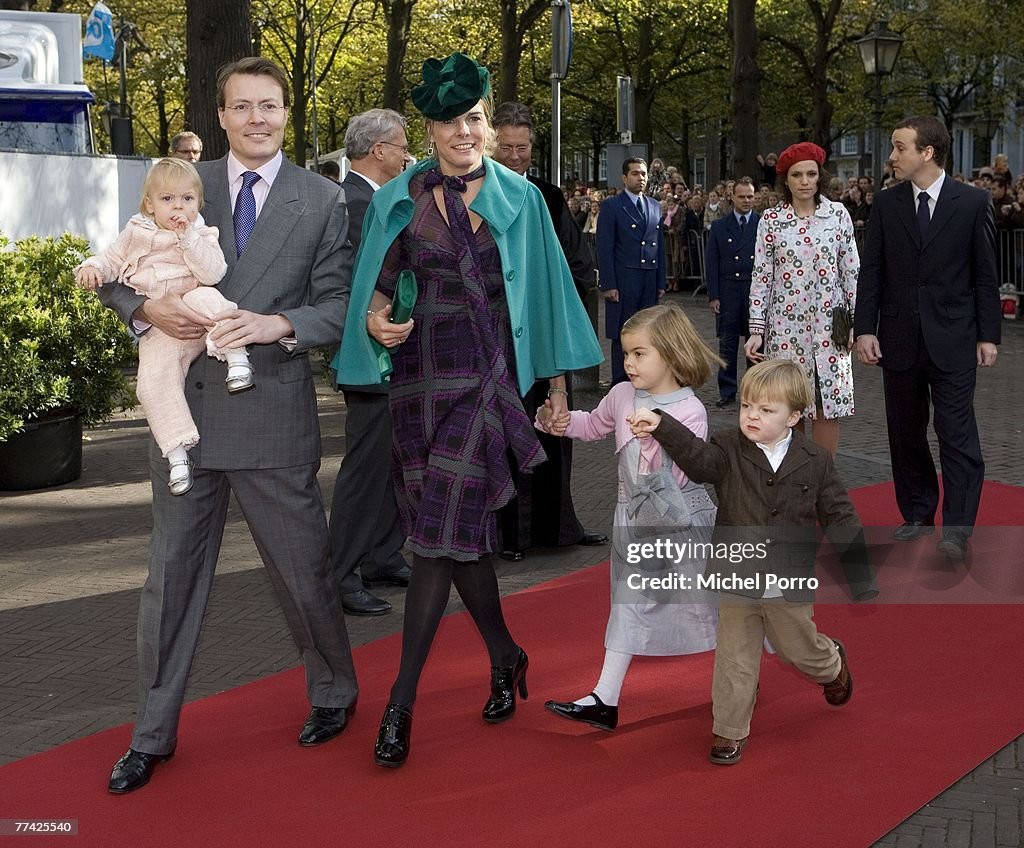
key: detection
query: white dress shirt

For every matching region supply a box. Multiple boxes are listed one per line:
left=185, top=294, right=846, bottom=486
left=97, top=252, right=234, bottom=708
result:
left=911, top=171, right=945, bottom=220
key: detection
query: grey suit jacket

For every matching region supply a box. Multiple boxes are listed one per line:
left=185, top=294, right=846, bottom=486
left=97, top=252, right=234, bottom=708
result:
left=99, top=155, right=353, bottom=469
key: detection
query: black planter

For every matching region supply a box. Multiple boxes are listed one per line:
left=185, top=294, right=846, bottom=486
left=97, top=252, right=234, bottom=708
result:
left=0, top=413, right=83, bottom=491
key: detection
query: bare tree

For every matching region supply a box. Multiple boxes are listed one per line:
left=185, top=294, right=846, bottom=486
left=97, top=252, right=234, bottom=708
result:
left=185, top=0, right=253, bottom=161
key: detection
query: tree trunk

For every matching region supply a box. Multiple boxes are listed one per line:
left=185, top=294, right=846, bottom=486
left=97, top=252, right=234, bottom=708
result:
left=185, top=0, right=252, bottom=162
left=155, top=81, right=170, bottom=155
left=498, top=0, right=548, bottom=105
left=633, top=14, right=655, bottom=146
left=382, top=0, right=416, bottom=111
left=729, top=0, right=760, bottom=180
left=291, top=8, right=308, bottom=166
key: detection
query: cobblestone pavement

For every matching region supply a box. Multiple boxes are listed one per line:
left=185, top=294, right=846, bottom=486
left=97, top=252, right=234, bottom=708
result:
left=1, top=296, right=1021, bottom=847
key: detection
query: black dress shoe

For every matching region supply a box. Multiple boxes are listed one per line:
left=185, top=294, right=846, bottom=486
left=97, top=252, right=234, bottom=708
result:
left=363, top=564, right=412, bottom=588
left=498, top=549, right=525, bottom=562
left=715, top=396, right=736, bottom=409
left=893, top=521, right=935, bottom=541
left=298, top=704, right=355, bottom=746
left=108, top=748, right=173, bottom=794
left=482, top=648, right=529, bottom=723
left=341, top=588, right=391, bottom=616
left=544, top=692, right=618, bottom=731
left=375, top=703, right=413, bottom=768
left=579, top=531, right=609, bottom=546
left=823, top=639, right=853, bottom=706
left=937, top=530, right=969, bottom=562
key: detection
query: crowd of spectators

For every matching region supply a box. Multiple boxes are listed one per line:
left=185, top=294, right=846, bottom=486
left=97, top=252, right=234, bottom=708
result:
left=562, top=149, right=1024, bottom=300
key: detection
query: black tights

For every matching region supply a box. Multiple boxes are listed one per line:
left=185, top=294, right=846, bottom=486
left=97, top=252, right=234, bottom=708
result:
left=389, top=554, right=519, bottom=706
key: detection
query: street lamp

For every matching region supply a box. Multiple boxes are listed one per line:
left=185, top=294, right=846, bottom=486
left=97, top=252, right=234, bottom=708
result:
left=856, top=21, right=904, bottom=189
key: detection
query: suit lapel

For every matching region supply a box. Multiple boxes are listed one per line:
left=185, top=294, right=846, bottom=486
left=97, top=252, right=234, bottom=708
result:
left=226, top=161, right=303, bottom=303
left=893, top=181, right=922, bottom=249
left=199, top=159, right=238, bottom=269
left=921, top=177, right=959, bottom=250
left=773, top=438, right=810, bottom=482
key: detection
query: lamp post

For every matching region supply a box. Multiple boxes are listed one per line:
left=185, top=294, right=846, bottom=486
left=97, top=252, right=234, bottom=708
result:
left=856, top=21, right=904, bottom=189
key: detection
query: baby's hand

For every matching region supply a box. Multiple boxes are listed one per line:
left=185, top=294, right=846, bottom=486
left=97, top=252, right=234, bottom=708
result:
left=75, top=265, right=104, bottom=290
left=627, top=408, right=661, bottom=438
left=170, top=214, right=192, bottom=236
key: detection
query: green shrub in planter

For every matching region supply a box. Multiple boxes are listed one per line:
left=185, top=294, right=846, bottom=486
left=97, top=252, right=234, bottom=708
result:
left=0, top=232, right=137, bottom=443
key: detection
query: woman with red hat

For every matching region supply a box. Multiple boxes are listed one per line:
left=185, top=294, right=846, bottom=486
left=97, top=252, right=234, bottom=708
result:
left=743, top=141, right=860, bottom=454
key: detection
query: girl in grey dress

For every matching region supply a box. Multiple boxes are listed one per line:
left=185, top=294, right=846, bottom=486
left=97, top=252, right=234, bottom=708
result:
left=538, top=303, right=722, bottom=731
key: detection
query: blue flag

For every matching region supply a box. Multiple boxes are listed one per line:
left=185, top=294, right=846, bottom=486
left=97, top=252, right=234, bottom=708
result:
left=83, top=2, right=116, bottom=62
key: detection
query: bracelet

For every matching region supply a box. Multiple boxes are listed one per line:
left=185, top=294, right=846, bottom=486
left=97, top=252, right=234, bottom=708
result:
left=547, top=387, right=568, bottom=398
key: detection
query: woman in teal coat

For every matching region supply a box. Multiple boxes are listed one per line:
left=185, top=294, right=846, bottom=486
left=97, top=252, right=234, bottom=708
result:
left=334, top=53, right=602, bottom=768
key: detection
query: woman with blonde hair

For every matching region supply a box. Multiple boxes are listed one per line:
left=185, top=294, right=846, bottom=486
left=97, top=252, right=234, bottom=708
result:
left=335, top=52, right=601, bottom=768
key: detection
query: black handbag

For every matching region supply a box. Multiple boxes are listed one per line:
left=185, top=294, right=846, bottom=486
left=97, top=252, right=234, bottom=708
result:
left=831, top=305, right=853, bottom=350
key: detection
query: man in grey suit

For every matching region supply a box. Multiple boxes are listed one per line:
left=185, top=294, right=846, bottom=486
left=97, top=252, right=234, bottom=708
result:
left=101, top=57, right=358, bottom=794
left=329, top=108, right=413, bottom=616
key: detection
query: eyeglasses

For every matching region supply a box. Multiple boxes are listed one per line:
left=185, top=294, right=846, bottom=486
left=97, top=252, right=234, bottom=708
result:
left=223, top=103, right=286, bottom=115
left=376, top=140, right=410, bottom=154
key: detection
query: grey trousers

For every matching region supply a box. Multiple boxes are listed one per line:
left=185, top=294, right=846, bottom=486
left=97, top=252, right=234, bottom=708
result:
left=131, top=453, right=358, bottom=755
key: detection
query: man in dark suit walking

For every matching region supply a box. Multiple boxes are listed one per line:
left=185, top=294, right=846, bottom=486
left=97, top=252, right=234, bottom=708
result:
left=597, top=157, right=666, bottom=384
left=330, top=108, right=414, bottom=616
left=706, top=176, right=759, bottom=408
left=100, top=57, right=358, bottom=793
left=854, top=115, right=1000, bottom=561
left=489, top=100, right=608, bottom=559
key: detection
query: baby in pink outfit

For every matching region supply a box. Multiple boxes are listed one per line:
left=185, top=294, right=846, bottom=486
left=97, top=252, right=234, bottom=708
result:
left=76, top=158, right=251, bottom=495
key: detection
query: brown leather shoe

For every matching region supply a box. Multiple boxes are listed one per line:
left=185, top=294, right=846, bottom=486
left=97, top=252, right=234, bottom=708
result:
left=823, top=639, right=853, bottom=706
left=709, top=735, right=748, bottom=765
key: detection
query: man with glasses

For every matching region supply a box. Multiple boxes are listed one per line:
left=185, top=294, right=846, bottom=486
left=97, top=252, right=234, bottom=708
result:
left=170, top=130, right=203, bottom=162
left=329, top=108, right=414, bottom=616
left=99, top=57, right=358, bottom=793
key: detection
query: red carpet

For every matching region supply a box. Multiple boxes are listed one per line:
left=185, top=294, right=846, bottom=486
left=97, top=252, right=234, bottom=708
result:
left=2, top=482, right=1023, bottom=847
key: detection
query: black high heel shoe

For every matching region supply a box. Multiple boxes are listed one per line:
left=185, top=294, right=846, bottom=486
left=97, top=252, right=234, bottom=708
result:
left=374, top=703, right=413, bottom=768
left=482, top=647, right=529, bottom=723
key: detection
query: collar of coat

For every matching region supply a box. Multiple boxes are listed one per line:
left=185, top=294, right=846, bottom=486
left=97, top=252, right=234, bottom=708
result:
left=737, top=425, right=815, bottom=481
left=373, top=156, right=528, bottom=236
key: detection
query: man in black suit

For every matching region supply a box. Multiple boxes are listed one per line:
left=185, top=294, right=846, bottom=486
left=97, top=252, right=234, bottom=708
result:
left=854, top=115, right=1000, bottom=561
left=706, top=177, right=758, bottom=408
left=490, top=101, right=608, bottom=559
left=330, top=108, right=414, bottom=615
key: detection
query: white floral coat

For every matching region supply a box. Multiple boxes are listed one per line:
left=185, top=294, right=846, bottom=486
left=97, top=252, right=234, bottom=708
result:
left=748, top=198, right=859, bottom=419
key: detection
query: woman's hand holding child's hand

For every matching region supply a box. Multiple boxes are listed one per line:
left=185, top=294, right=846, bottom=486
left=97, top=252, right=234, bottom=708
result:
left=536, top=399, right=570, bottom=435
left=627, top=408, right=661, bottom=438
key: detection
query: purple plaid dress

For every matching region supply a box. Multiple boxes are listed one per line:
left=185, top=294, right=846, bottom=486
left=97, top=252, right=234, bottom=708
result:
left=377, top=168, right=544, bottom=561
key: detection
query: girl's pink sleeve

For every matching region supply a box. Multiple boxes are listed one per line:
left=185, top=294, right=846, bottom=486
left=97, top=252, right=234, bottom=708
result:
left=562, top=385, right=623, bottom=442
left=179, top=224, right=228, bottom=286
